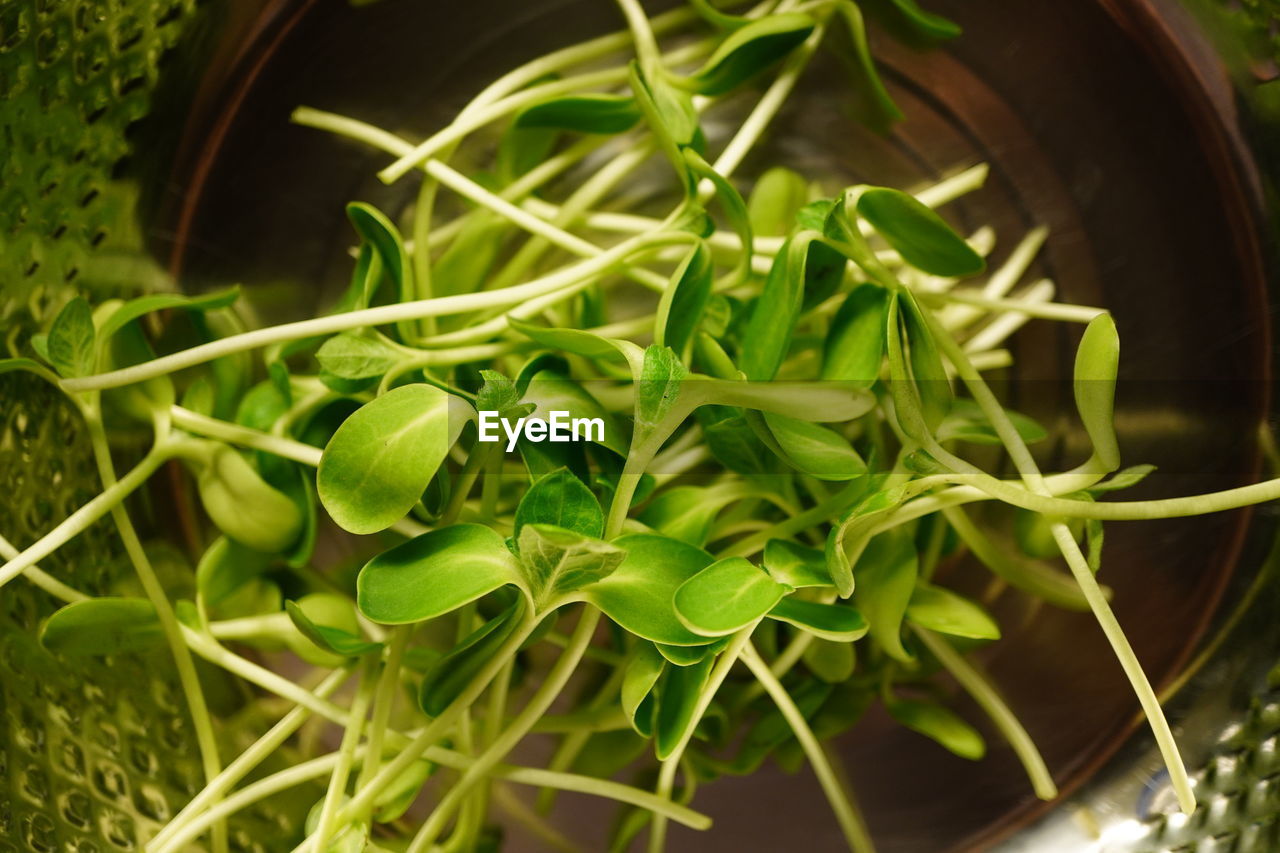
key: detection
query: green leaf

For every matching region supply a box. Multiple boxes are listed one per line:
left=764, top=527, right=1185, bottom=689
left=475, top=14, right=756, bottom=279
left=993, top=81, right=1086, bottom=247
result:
left=740, top=236, right=808, bottom=381
left=1074, top=313, right=1121, bottom=471
left=685, top=13, right=816, bottom=95
left=357, top=524, right=521, bottom=624
left=1088, top=464, right=1156, bottom=495
left=195, top=443, right=303, bottom=553
left=523, top=369, right=629, bottom=456
left=886, top=699, right=985, bottom=759
left=347, top=202, right=413, bottom=304
left=852, top=527, right=918, bottom=660
left=372, top=759, right=433, bottom=823
left=656, top=637, right=727, bottom=666
left=638, top=485, right=742, bottom=547
left=476, top=369, right=522, bottom=415
left=419, top=597, right=526, bottom=716
left=47, top=297, right=95, bottom=377
left=516, top=524, right=625, bottom=609
left=196, top=536, right=273, bottom=608
left=513, top=468, right=604, bottom=540
left=628, top=61, right=700, bottom=175
left=316, top=333, right=402, bottom=380
left=514, top=94, right=642, bottom=134
left=882, top=0, right=961, bottom=40
left=579, top=534, right=714, bottom=646
left=898, top=291, right=952, bottom=432
left=759, top=412, right=867, bottom=481
left=655, top=656, right=715, bottom=759
left=804, top=638, right=855, bottom=682
left=762, top=540, right=833, bottom=588
left=318, top=383, right=456, bottom=535
left=508, top=319, right=643, bottom=376
left=822, top=284, right=890, bottom=385
left=935, top=398, right=1047, bottom=446
left=634, top=346, right=689, bottom=446
left=97, top=286, right=240, bottom=346
left=497, top=123, right=559, bottom=185
left=695, top=379, right=876, bottom=423
left=833, top=1, right=904, bottom=131
left=825, top=479, right=928, bottom=597
left=796, top=199, right=835, bottom=232
left=767, top=598, right=868, bottom=642
left=433, top=212, right=508, bottom=298
left=856, top=187, right=984, bottom=277
left=0, top=357, right=60, bottom=384
left=622, top=642, right=666, bottom=737
left=286, top=599, right=382, bottom=658
left=40, top=598, right=162, bottom=656
left=748, top=167, right=811, bottom=237
left=674, top=557, right=788, bottom=637
left=906, top=583, right=1000, bottom=640
left=654, top=241, right=714, bottom=356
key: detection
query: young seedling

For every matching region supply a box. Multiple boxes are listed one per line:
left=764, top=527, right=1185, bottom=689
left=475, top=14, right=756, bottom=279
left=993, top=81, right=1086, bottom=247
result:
left=4, top=0, right=1272, bottom=850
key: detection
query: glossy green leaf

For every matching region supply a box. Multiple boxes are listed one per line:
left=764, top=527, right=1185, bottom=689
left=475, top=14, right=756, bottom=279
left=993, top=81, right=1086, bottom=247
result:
left=286, top=598, right=381, bottom=658
left=741, top=236, right=809, bottom=380
left=316, top=333, right=402, bottom=380
left=748, top=167, right=811, bottom=237
left=318, top=383, right=456, bottom=534
left=622, top=642, right=666, bottom=737
left=767, top=597, right=868, bottom=642
left=825, top=479, right=929, bottom=597
left=852, top=527, right=918, bottom=660
left=936, top=398, right=1047, bottom=445
left=47, top=297, right=95, bottom=378
left=0, top=357, right=60, bottom=384
left=656, top=637, right=727, bottom=666
left=638, top=485, right=742, bottom=547
left=906, top=583, right=1000, bottom=640
left=40, top=598, right=162, bottom=656
left=97, top=286, right=240, bottom=346
left=514, top=94, right=642, bottom=134
left=856, top=187, right=984, bottom=277
left=513, top=468, right=604, bottom=540
left=674, top=557, right=788, bottom=637
left=686, top=13, right=816, bottom=95
left=886, top=699, right=985, bottom=759
left=760, top=412, right=867, bottom=481
left=523, top=369, right=629, bottom=456
left=822, top=284, right=890, bottom=385
left=761, top=540, right=832, bottom=588
left=882, top=0, right=961, bottom=40
left=419, top=597, right=526, bottom=715
left=435, top=214, right=508, bottom=301
left=1074, top=313, right=1121, bottom=471
left=372, top=759, right=434, bottom=823
left=833, top=1, right=904, bottom=131
left=357, top=524, right=521, bottom=624
left=655, top=656, right=714, bottom=759
left=634, top=345, right=689, bottom=447
left=516, top=524, right=625, bottom=609
left=1088, top=464, right=1156, bottom=495
left=579, top=534, right=713, bottom=646
left=476, top=369, right=522, bottom=415
left=196, top=536, right=273, bottom=608
left=508, top=319, right=642, bottom=375
left=654, top=241, right=714, bottom=356
left=803, top=637, right=855, bottom=682
left=347, top=202, right=413, bottom=303
left=195, top=443, right=303, bottom=553
left=898, top=291, right=952, bottom=432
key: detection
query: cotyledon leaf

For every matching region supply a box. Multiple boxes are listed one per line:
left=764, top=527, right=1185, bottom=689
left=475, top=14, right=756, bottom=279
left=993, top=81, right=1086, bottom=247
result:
left=674, top=557, right=789, bottom=637
left=318, top=383, right=459, bottom=535
left=357, top=524, right=523, bottom=624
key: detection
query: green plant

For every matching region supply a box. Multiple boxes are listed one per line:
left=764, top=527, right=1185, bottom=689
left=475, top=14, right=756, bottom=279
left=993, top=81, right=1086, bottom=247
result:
left=3, top=0, right=1275, bottom=851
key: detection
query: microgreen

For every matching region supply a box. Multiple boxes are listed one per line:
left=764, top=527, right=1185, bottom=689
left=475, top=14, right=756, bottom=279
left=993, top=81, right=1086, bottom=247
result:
left=13, top=0, right=1272, bottom=849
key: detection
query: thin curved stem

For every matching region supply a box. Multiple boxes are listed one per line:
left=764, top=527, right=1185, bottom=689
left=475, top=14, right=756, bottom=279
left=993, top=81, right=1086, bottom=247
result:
left=741, top=642, right=875, bottom=853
